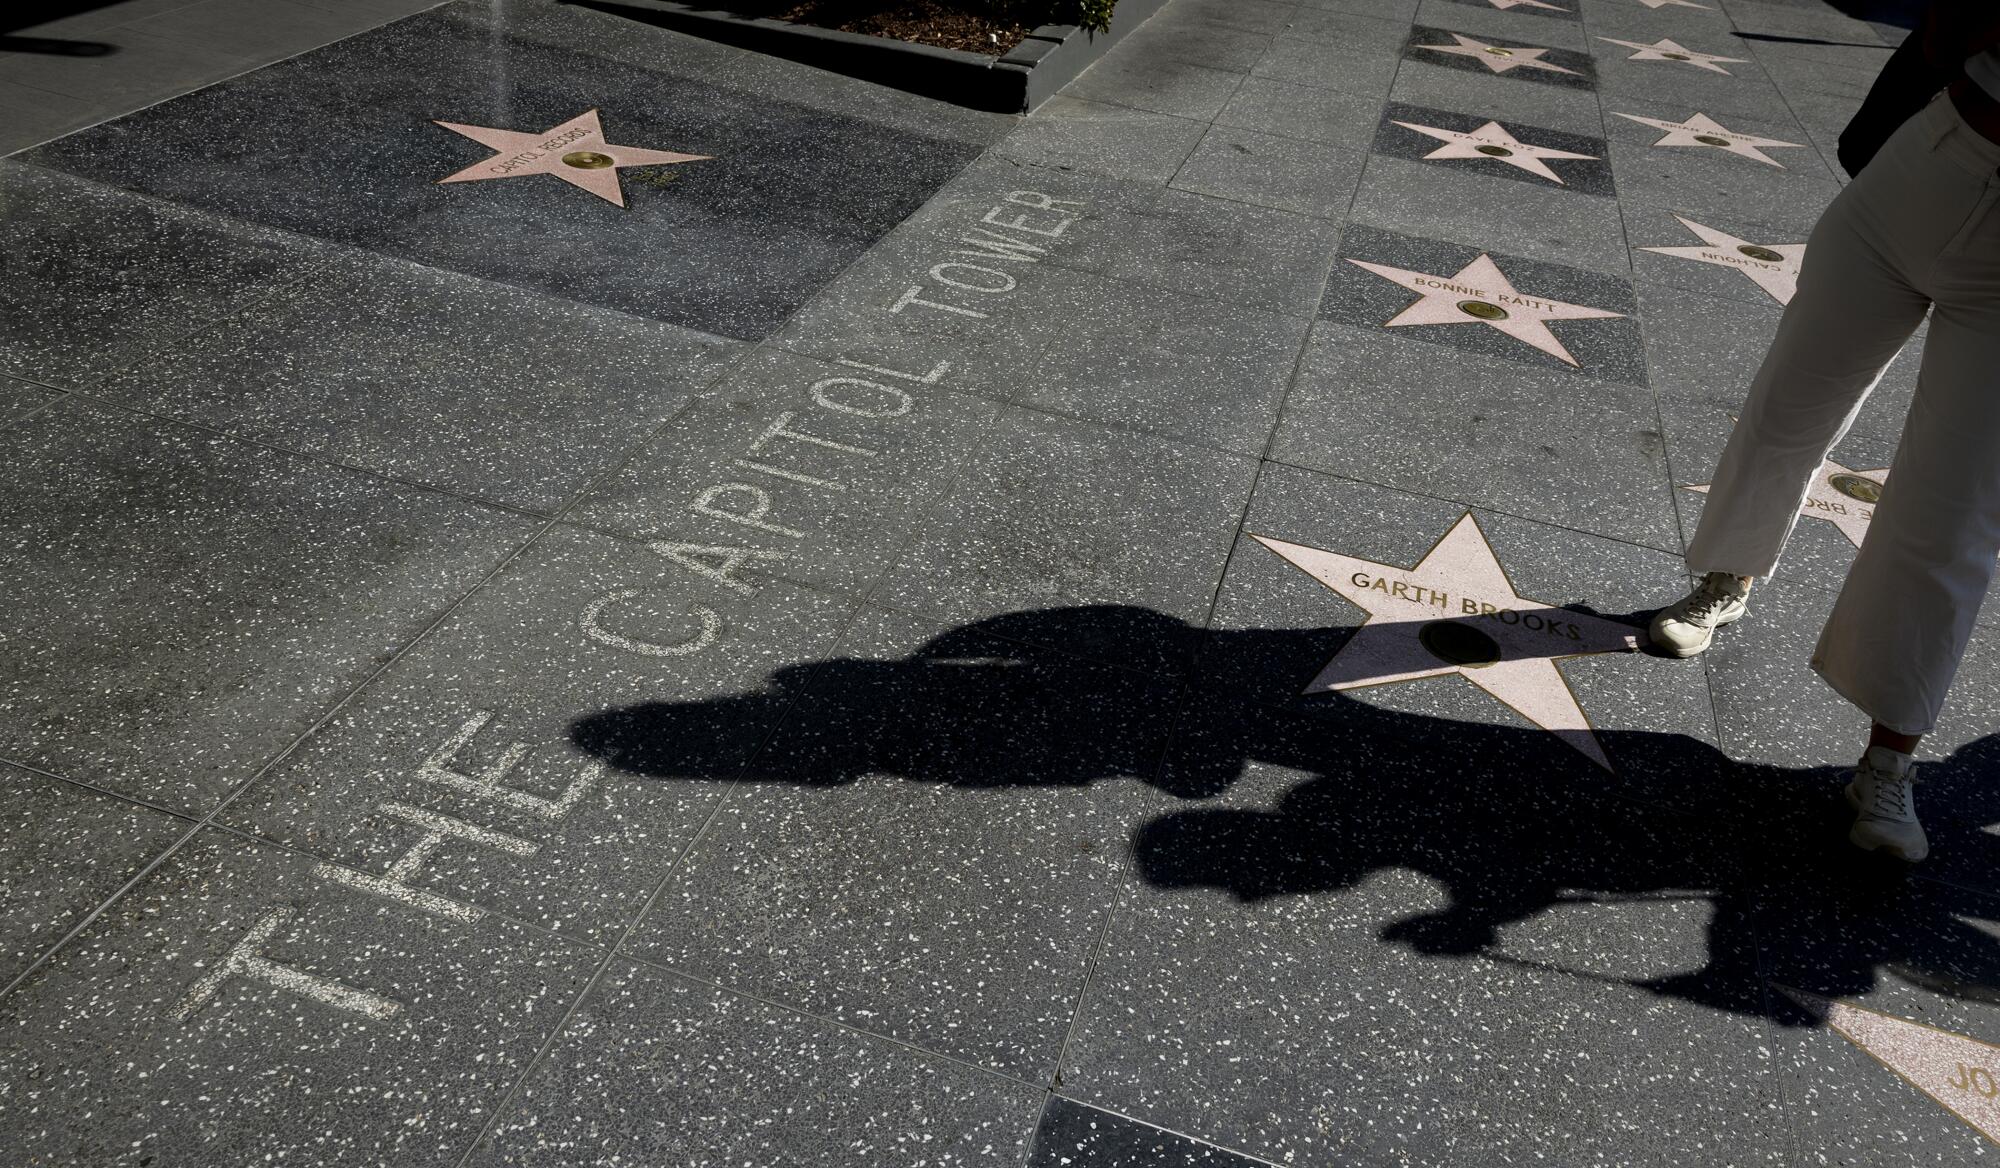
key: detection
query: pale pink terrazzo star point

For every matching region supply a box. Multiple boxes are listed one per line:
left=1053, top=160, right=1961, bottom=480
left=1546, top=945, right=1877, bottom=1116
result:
left=1612, top=110, right=1805, bottom=168
left=1640, top=214, right=1805, bottom=304
left=1254, top=515, right=1644, bottom=770
left=1687, top=456, right=1882, bottom=547
left=433, top=108, right=711, bottom=208
left=1415, top=33, right=1582, bottom=75
left=1392, top=119, right=1599, bottom=184
left=1598, top=36, right=1748, bottom=73
left=1348, top=252, right=1626, bottom=366
left=1777, top=987, right=2000, bottom=1144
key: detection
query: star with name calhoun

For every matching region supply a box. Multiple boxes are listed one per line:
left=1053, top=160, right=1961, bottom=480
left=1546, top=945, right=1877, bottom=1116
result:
left=1612, top=111, right=1805, bottom=167
left=1687, top=456, right=1884, bottom=548
left=434, top=108, right=711, bottom=207
left=1640, top=215, right=1805, bottom=303
left=1253, top=514, right=1644, bottom=770
left=1348, top=252, right=1625, bottom=366
left=1598, top=36, right=1748, bottom=73
left=1413, top=33, right=1581, bottom=75
left=1392, top=119, right=1599, bottom=183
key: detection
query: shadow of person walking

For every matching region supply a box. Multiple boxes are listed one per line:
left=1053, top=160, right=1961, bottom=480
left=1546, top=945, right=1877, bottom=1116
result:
left=570, top=604, right=2000, bottom=1027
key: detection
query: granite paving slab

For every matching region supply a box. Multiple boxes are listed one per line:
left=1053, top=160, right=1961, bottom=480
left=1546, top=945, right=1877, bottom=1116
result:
left=1415, top=0, right=1587, bottom=47
left=0, top=161, right=326, bottom=392
left=564, top=345, right=1003, bottom=597
left=1320, top=223, right=1647, bottom=384
left=1348, top=153, right=1629, bottom=275
left=466, top=957, right=1043, bottom=1166
left=995, top=96, right=1207, bottom=184
left=0, top=398, right=535, bottom=816
left=1600, top=97, right=1841, bottom=219
left=1387, top=56, right=1606, bottom=137
left=1590, top=36, right=1791, bottom=121
left=20, top=8, right=983, bottom=341
left=1250, top=29, right=1406, bottom=98
left=93, top=247, right=743, bottom=512
left=1169, top=124, right=1370, bottom=219
left=1371, top=100, right=1615, bottom=196
left=219, top=521, right=860, bottom=945
left=0, top=765, right=188, bottom=987
left=610, top=601, right=1174, bottom=1078
left=1113, top=17, right=1276, bottom=73
left=1027, top=1098, right=1275, bottom=1167
left=1066, top=49, right=1248, bottom=122
left=1278, top=3, right=1427, bottom=49
left=1401, top=23, right=1598, bottom=92
left=1272, top=322, right=1677, bottom=548
left=1168, top=0, right=1302, bottom=37
left=862, top=407, right=1257, bottom=675
left=0, top=375, right=59, bottom=425
left=890, top=151, right=1345, bottom=316
left=0, top=827, right=599, bottom=1168
left=1214, top=74, right=1386, bottom=149
left=457, top=0, right=1012, bottom=147
left=773, top=229, right=1312, bottom=454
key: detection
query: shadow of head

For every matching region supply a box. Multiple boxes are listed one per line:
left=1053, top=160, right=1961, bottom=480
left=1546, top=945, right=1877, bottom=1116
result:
left=569, top=603, right=2000, bottom=1021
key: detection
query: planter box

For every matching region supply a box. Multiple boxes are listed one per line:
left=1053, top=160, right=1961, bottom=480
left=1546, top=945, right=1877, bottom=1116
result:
left=563, top=0, right=1169, bottom=113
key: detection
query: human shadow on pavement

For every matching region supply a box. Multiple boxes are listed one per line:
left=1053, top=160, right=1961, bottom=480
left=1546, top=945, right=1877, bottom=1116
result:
left=570, top=604, right=2000, bottom=1027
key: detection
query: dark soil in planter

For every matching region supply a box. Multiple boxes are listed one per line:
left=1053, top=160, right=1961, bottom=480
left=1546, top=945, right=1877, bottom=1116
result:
left=705, top=0, right=1053, bottom=55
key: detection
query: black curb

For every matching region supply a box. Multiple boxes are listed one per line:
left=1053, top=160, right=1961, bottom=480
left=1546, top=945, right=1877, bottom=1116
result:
left=562, top=0, right=1170, bottom=113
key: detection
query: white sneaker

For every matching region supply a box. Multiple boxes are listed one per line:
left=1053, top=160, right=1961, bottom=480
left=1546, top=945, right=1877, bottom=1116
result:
left=1846, top=746, right=1927, bottom=862
left=1649, top=572, right=1750, bottom=657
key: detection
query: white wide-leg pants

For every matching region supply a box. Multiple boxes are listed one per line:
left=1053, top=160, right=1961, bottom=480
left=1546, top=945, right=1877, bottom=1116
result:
left=1686, top=93, right=2000, bottom=735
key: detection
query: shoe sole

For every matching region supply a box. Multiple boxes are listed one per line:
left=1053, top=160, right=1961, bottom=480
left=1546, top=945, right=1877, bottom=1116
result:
left=1651, top=606, right=1744, bottom=659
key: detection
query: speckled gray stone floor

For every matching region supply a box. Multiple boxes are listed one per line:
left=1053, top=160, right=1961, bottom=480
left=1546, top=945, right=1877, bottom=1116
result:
left=4, top=0, right=1997, bottom=1165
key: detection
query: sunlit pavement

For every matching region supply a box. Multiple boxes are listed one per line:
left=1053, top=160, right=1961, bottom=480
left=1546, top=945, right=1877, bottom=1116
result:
left=4, top=0, right=1998, bottom=1164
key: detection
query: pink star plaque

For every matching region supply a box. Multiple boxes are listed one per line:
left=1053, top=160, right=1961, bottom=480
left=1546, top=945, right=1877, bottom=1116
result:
left=1612, top=111, right=1805, bottom=168
left=1640, top=215, right=1805, bottom=304
left=1414, top=33, right=1582, bottom=75
left=1348, top=253, right=1626, bottom=366
left=1687, top=455, right=1883, bottom=548
left=1392, top=118, right=1599, bottom=184
left=1597, top=36, right=1748, bottom=73
left=1255, top=514, right=1644, bottom=770
left=433, top=108, right=711, bottom=208
left=1779, top=987, right=2000, bottom=1143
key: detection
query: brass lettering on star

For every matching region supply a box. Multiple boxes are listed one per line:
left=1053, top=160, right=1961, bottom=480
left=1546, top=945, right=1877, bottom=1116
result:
left=1696, top=248, right=1779, bottom=270
left=1346, top=571, right=1584, bottom=641
left=489, top=125, right=596, bottom=175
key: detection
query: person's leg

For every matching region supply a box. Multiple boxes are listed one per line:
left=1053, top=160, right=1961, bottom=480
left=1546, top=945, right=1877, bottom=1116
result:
left=1656, top=96, right=1985, bottom=658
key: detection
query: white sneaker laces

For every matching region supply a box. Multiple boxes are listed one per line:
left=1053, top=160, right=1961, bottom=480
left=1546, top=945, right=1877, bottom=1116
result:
left=1683, top=579, right=1738, bottom=623
left=1864, top=767, right=1915, bottom=821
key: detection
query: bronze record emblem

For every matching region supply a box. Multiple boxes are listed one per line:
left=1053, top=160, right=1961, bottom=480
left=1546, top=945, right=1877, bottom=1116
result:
left=1457, top=299, right=1510, bottom=321
left=1419, top=621, right=1503, bottom=668
left=561, top=150, right=616, bottom=169
left=1485, top=45, right=1514, bottom=56
left=1663, top=52, right=1692, bottom=61
left=1475, top=144, right=1514, bottom=157
left=1694, top=134, right=1732, bottom=146
left=1736, top=244, right=1785, bottom=263
left=1831, top=473, right=1883, bottom=504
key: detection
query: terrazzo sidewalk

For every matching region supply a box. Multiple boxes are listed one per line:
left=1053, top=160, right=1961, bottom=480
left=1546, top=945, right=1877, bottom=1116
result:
left=3, top=0, right=1998, bottom=1164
